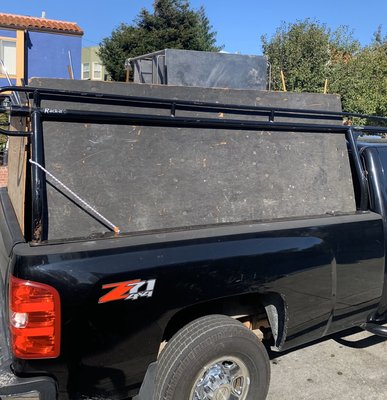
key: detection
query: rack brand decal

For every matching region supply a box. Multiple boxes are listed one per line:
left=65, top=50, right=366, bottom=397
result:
left=99, top=279, right=156, bottom=304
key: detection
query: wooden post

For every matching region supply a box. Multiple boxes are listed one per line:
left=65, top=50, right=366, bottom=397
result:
left=323, top=79, right=328, bottom=94
left=280, top=70, right=287, bottom=92
left=67, top=65, right=74, bottom=80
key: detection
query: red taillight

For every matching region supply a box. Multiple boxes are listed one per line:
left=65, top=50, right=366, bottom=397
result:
left=9, top=276, right=61, bottom=359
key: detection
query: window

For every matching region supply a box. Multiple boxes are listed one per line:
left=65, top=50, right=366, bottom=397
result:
left=82, top=63, right=90, bottom=80
left=92, top=62, right=103, bottom=80
left=0, top=39, right=16, bottom=76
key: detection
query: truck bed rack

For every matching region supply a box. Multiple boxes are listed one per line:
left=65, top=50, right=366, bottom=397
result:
left=1, top=85, right=387, bottom=242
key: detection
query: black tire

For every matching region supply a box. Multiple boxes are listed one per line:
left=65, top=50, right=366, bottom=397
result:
left=155, top=314, right=270, bottom=400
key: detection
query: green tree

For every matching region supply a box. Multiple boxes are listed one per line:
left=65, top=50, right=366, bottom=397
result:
left=261, top=20, right=387, bottom=122
left=261, top=19, right=360, bottom=93
left=329, top=29, right=387, bottom=122
left=195, top=6, right=219, bottom=51
left=99, top=0, right=222, bottom=81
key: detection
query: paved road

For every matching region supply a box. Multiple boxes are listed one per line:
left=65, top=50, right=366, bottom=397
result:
left=5, top=328, right=386, bottom=400
left=267, top=328, right=387, bottom=400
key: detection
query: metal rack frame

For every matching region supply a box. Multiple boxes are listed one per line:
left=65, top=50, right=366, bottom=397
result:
left=1, top=85, right=387, bottom=242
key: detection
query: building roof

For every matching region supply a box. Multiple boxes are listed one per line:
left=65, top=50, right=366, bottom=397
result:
left=0, top=13, right=83, bottom=35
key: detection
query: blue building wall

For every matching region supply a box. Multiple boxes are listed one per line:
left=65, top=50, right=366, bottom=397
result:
left=26, top=31, right=81, bottom=80
left=0, top=29, right=16, bottom=38
left=0, top=78, right=16, bottom=86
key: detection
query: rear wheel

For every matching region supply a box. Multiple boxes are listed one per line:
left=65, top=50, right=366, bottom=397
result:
left=155, top=314, right=270, bottom=400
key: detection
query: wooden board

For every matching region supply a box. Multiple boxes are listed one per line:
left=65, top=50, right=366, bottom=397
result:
left=30, top=79, right=356, bottom=240
left=7, top=116, right=27, bottom=234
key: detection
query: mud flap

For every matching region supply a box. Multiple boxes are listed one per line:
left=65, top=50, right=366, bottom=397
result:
left=133, top=362, right=157, bottom=400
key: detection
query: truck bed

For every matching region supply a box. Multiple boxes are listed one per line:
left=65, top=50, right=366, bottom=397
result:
left=0, top=183, right=384, bottom=398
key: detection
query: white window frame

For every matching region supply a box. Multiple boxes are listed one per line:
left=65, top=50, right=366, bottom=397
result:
left=92, top=62, right=103, bottom=80
left=81, top=63, right=90, bottom=80
left=0, top=38, right=17, bottom=76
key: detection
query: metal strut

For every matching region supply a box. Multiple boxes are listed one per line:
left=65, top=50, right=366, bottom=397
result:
left=29, top=160, right=120, bottom=234
left=346, top=127, right=369, bottom=211
left=30, top=91, right=47, bottom=242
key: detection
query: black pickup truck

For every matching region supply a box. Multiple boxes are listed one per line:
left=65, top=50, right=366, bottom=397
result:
left=0, top=84, right=386, bottom=400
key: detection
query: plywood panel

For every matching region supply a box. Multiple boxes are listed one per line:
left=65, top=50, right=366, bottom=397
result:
left=7, top=116, right=27, bottom=234
left=30, top=79, right=356, bottom=240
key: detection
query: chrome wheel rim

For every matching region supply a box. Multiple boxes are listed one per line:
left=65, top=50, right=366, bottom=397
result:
left=190, top=356, right=250, bottom=400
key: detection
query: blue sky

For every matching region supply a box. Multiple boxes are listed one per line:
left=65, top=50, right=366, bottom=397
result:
left=2, top=1, right=386, bottom=54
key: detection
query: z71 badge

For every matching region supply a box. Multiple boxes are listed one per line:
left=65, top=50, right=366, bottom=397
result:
left=98, top=279, right=156, bottom=304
